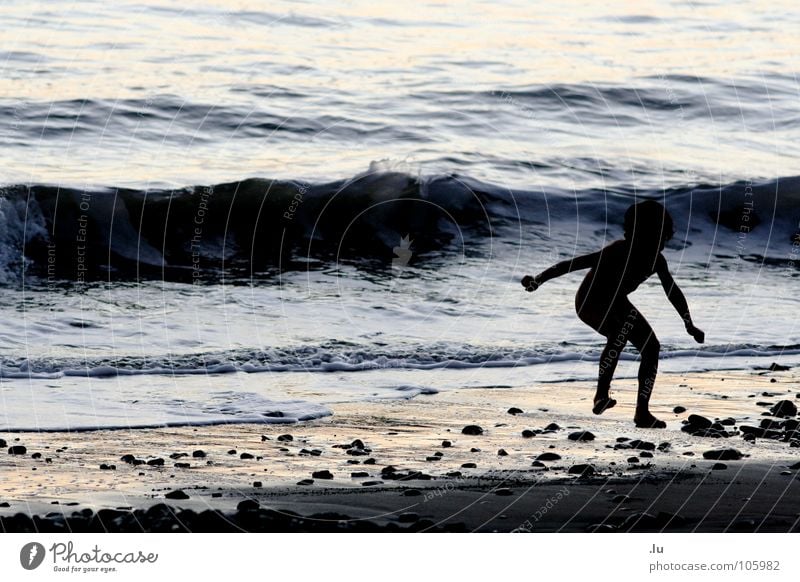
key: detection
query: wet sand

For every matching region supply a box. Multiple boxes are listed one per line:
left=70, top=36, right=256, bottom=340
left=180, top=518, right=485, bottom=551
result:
left=2, top=368, right=799, bottom=532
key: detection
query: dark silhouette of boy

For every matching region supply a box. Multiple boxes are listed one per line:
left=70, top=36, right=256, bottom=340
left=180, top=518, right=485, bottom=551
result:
left=522, top=201, right=704, bottom=428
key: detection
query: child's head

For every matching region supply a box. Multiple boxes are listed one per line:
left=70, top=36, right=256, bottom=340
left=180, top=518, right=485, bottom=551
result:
left=623, top=200, right=674, bottom=249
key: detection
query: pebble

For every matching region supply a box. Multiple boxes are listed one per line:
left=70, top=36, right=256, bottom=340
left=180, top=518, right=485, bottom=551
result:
left=640, top=451, right=653, bottom=458
left=462, top=425, right=484, bottom=436
left=237, top=499, right=259, bottom=511
left=99, top=463, right=116, bottom=470
left=362, top=481, right=382, bottom=487
left=165, top=490, right=190, bottom=500
left=461, top=462, right=477, bottom=469
left=31, top=452, right=42, bottom=459
left=507, top=407, right=524, bottom=415
left=536, top=452, right=561, bottom=461
left=351, top=472, right=369, bottom=478
left=568, top=431, right=595, bottom=442
left=521, top=430, right=535, bottom=438
left=687, top=414, right=712, bottom=429
left=627, top=457, right=639, bottom=463
left=673, top=406, right=687, bottom=413
left=277, top=434, right=294, bottom=442
left=192, top=450, right=206, bottom=458
left=169, top=453, right=188, bottom=459
left=568, top=464, right=596, bottom=476
left=771, top=400, right=798, bottom=417
left=7, top=446, right=26, bottom=455
left=363, top=458, right=376, bottom=465
left=402, top=489, right=422, bottom=497
left=146, top=458, right=164, bottom=466
left=711, top=463, right=728, bottom=470
left=253, top=481, right=262, bottom=488
left=0, top=439, right=5, bottom=447
left=531, top=461, right=546, bottom=468
left=497, top=449, right=508, bottom=456
left=261, top=435, right=270, bottom=441
left=545, top=423, right=561, bottom=431
left=174, top=462, right=190, bottom=468
left=425, top=456, right=440, bottom=461
left=470, top=448, right=481, bottom=452
left=228, top=450, right=237, bottom=455
left=240, top=453, right=254, bottom=460
left=442, top=440, right=452, bottom=448
left=351, top=439, right=365, bottom=449
left=297, top=479, right=314, bottom=486
left=312, top=470, right=333, bottom=480
left=628, top=439, right=656, bottom=451
left=702, top=449, right=743, bottom=461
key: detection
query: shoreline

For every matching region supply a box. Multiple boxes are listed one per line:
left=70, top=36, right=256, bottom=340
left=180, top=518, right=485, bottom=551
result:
left=2, top=368, right=799, bottom=532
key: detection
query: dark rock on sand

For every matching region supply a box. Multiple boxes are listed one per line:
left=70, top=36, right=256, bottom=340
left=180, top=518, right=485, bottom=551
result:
left=165, top=490, right=190, bottom=500
left=237, top=499, right=259, bottom=511
left=719, top=417, right=736, bottom=426
left=362, top=481, right=383, bottom=486
left=470, top=447, right=481, bottom=452
left=497, top=449, right=508, bottom=456
left=192, top=450, right=206, bottom=458
left=425, top=456, right=441, bottom=462
left=403, top=489, right=422, bottom=497
left=628, top=439, right=656, bottom=451
left=297, top=479, right=314, bottom=486
left=640, top=451, right=653, bottom=458
left=531, top=460, right=547, bottom=468
left=351, top=439, right=365, bottom=449
left=227, top=450, right=237, bottom=455
left=240, top=453, right=254, bottom=460
left=686, top=414, right=712, bottom=429
left=442, top=440, right=452, bottom=448
left=277, top=434, right=293, bottom=442
left=507, top=407, right=524, bottom=415
left=312, top=470, right=334, bottom=480
left=536, top=452, right=561, bottom=461
left=769, top=362, right=791, bottom=371
left=461, top=462, right=477, bottom=469
left=8, top=445, right=26, bottom=455
left=174, top=462, right=190, bottom=468
left=169, top=453, right=188, bottom=459
left=351, top=471, right=369, bottom=478
left=146, top=458, right=165, bottom=466
left=673, top=406, right=687, bottom=414
left=31, top=452, right=42, bottom=459
left=627, top=457, right=639, bottom=463
left=568, top=431, right=595, bottom=442
left=568, top=464, right=596, bottom=476
left=702, top=449, right=743, bottom=461
left=711, top=463, right=727, bottom=470
left=657, top=442, right=671, bottom=452
left=770, top=400, right=798, bottom=417
left=363, top=458, right=376, bottom=465
left=545, top=423, right=561, bottom=431
left=462, top=425, right=484, bottom=435
left=0, top=438, right=5, bottom=447
left=99, top=463, right=116, bottom=470
left=522, top=430, right=535, bottom=438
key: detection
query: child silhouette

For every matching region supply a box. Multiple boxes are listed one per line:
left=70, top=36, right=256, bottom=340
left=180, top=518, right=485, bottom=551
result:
left=521, top=200, right=704, bottom=428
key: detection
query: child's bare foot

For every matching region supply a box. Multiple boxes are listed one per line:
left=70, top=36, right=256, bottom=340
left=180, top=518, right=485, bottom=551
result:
left=634, top=412, right=666, bottom=429
left=592, top=397, right=617, bottom=415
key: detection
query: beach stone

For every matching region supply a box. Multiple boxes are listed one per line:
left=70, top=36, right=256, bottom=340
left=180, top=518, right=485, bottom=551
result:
left=362, top=481, right=382, bottom=487
left=165, top=490, right=190, bottom=500
left=351, top=439, right=365, bottom=449
left=442, top=440, right=452, bottom=448
left=425, top=456, right=440, bottom=462
left=521, top=430, right=535, bottom=438
left=686, top=414, right=712, bottom=429
left=363, top=458, right=376, bottom=465
left=719, top=417, right=736, bottom=426
left=770, top=400, right=798, bottom=417
left=403, top=489, right=422, bottom=497
left=640, top=451, right=653, bottom=458
left=495, top=488, right=513, bottom=496
left=711, top=463, right=728, bottom=470
left=702, top=449, right=743, bottom=461
left=462, top=425, right=483, bottom=435
left=769, top=362, right=790, bottom=371
left=568, top=464, right=596, bottom=476
left=470, top=448, right=481, bottom=452
left=446, top=471, right=462, bottom=478
left=568, top=431, right=595, bottom=442
left=191, top=450, right=206, bottom=458
left=531, top=460, right=546, bottom=468
left=169, top=452, right=188, bottom=459
left=99, top=463, right=116, bottom=470
left=277, top=434, right=293, bottom=442
left=657, top=442, right=671, bottom=452
left=616, top=437, right=630, bottom=442
left=545, top=423, right=561, bottom=431
left=0, top=439, right=5, bottom=448
left=461, top=462, right=477, bottom=469
left=32, top=452, right=43, bottom=459
left=312, top=470, right=333, bottom=480
left=261, top=435, right=270, bottom=441
left=7, top=446, right=26, bottom=455
left=398, top=512, right=419, bottom=523
left=497, top=449, right=508, bottom=456
left=673, top=406, right=687, bottom=414
left=628, top=439, right=656, bottom=451
left=297, top=479, right=314, bottom=486
left=627, top=457, right=639, bottom=463
left=351, top=471, right=369, bottom=478
left=240, top=453, right=254, bottom=460
left=507, top=407, right=524, bottom=415
left=146, top=458, right=164, bottom=466
left=174, top=462, right=190, bottom=468
left=237, top=499, right=259, bottom=511
left=227, top=450, right=237, bottom=455
left=536, top=452, right=561, bottom=461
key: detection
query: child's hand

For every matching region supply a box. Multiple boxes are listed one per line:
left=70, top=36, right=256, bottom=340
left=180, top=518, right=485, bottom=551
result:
left=521, top=275, right=541, bottom=292
left=686, top=323, right=705, bottom=344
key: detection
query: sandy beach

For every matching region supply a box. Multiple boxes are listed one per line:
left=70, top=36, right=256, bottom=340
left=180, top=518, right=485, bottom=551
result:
left=2, top=367, right=799, bottom=532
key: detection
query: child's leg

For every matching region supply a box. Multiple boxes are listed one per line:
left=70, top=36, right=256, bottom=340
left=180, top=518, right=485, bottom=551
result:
left=625, top=308, right=664, bottom=428
left=577, top=301, right=629, bottom=414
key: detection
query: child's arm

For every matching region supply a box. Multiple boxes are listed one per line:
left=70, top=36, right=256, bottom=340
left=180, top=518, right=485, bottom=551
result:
left=655, top=255, right=705, bottom=343
left=521, top=251, right=600, bottom=292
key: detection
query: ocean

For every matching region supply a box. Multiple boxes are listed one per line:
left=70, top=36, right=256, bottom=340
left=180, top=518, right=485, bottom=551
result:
left=1, top=0, right=799, bottom=430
